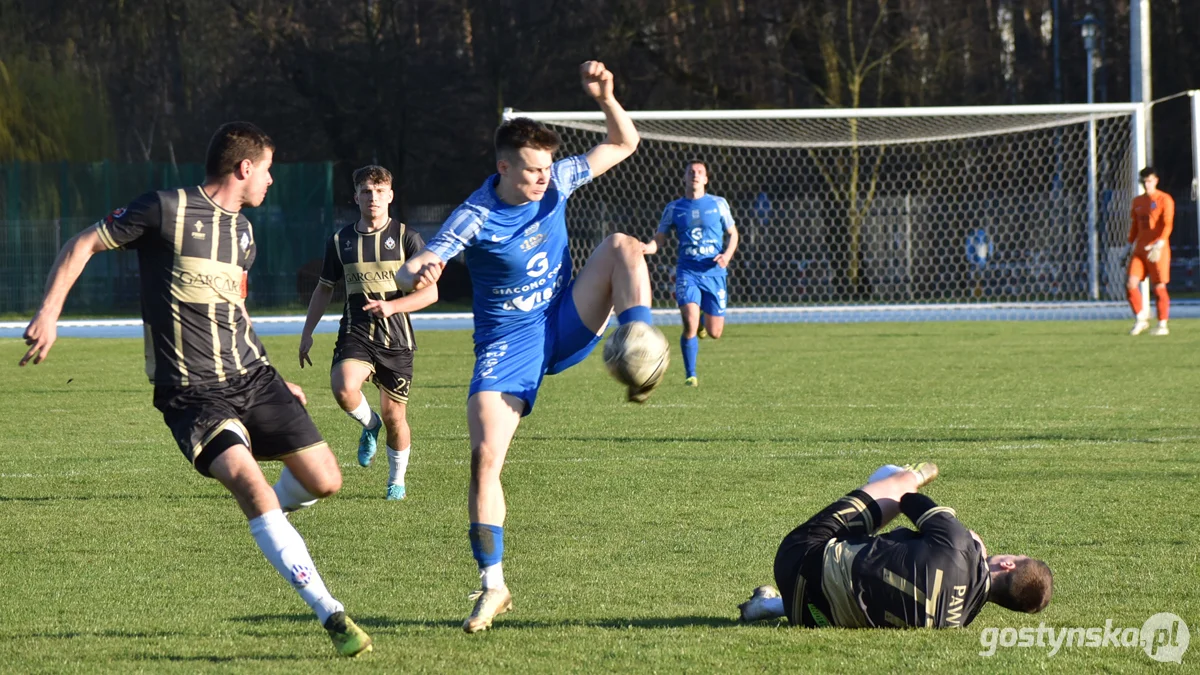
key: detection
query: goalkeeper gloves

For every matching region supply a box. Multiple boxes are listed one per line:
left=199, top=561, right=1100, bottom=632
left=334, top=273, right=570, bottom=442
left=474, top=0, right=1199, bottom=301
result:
left=1145, top=240, right=1165, bottom=263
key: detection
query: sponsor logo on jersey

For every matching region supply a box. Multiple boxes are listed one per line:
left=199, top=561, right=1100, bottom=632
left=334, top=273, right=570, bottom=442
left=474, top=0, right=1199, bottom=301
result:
left=526, top=252, right=550, bottom=277
left=490, top=232, right=513, bottom=243
left=523, top=222, right=540, bottom=236
left=178, top=269, right=241, bottom=292
left=346, top=270, right=397, bottom=284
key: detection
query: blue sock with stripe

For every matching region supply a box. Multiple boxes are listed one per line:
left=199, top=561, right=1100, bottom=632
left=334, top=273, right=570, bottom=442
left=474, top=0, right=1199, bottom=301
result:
left=681, top=335, right=699, bottom=378
left=469, top=523, right=504, bottom=567
left=617, top=306, right=652, bottom=325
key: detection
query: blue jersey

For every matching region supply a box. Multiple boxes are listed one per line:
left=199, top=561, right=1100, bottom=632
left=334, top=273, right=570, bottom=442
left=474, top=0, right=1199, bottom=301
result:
left=426, top=155, right=592, bottom=344
left=657, top=194, right=735, bottom=276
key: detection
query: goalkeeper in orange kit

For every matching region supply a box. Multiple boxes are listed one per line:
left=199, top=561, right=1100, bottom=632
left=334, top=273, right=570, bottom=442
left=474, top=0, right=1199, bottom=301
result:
left=1127, top=167, right=1174, bottom=336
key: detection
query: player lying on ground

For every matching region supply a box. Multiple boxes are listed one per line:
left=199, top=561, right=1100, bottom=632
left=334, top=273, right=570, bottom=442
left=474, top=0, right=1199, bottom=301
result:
left=299, top=165, right=436, bottom=500
left=19, top=123, right=372, bottom=657
left=643, top=159, right=739, bottom=387
left=396, top=61, right=660, bottom=633
left=738, top=463, right=1052, bottom=628
left=1126, top=166, right=1175, bottom=337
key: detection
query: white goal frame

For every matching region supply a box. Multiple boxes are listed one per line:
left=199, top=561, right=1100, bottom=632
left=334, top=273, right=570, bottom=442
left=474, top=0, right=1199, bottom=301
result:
left=506, top=103, right=1153, bottom=322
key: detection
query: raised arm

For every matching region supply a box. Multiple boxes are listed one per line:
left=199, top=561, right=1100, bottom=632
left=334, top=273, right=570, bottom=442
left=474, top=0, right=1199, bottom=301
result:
left=20, top=226, right=110, bottom=366
left=581, top=61, right=639, bottom=179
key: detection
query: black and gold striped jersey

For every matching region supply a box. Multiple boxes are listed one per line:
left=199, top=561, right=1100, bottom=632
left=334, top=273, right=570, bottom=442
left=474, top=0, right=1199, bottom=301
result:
left=95, top=187, right=269, bottom=386
left=317, top=219, right=424, bottom=351
left=817, top=494, right=991, bottom=629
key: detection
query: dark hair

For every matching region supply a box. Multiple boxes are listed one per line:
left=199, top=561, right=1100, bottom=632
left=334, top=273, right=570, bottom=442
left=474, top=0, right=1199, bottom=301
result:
left=989, top=558, right=1053, bottom=613
left=685, top=159, right=707, bottom=170
left=495, top=118, right=561, bottom=158
left=205, top=122, right=275, bottom=178
left=1139, top=166, right=1158, bottom=180
left=353, top=165, right=393, bottom=190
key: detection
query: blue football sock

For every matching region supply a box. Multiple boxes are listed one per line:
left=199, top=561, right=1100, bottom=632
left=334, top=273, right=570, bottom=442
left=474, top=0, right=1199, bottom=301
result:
left=468, top=523, right=504, bottom=568
left=617, top=306, right=652, bottom=325
left=681, top=335, right=699, bottom=378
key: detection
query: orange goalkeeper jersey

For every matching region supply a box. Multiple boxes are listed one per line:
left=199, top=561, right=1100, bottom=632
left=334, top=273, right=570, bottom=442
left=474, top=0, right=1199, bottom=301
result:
left=1129, top=191, right=1174, bottom=250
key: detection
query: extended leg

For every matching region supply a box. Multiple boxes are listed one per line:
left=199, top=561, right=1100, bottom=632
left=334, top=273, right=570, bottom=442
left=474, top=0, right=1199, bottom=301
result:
left=209, top=445, right=370, bottom=656
left=570, top=233, right=653, bottom=332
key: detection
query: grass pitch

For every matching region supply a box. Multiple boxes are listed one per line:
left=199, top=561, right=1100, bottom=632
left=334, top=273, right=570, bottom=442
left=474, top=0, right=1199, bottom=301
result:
left=1, top=321, right=1197, bottom=673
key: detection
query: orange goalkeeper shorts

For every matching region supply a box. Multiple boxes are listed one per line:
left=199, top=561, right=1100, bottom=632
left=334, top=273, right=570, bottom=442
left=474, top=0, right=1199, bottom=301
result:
left=1128, top=248, right=1171, bottom=285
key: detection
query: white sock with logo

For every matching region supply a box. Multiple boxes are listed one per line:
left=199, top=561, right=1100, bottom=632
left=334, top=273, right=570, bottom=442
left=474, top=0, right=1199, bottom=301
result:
left=387, top=446, right=410, bottom=486
left=346, top=393, right=379, bottom=430
left=273, top=466, right=318, bottom=512
left=248, top=509, right=343, bottom=624
left=481, top=562, right=505, bottom=590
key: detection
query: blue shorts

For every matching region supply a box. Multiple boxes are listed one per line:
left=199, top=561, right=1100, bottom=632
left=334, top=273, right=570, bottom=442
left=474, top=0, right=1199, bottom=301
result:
left=468, top=281, right=604, bottom=415
left=676, top=271, right=727, bottom=317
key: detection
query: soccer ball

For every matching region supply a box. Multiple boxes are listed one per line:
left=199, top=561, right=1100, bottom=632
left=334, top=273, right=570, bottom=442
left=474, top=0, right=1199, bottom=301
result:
left=602, top=321, right=670, bottom=403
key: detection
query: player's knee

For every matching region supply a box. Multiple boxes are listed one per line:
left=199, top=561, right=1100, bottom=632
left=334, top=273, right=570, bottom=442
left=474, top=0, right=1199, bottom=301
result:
left=331, top=385, right=359, bottom=408
left=470, top=443, right=505, bottom=477
left=605, top=233, right=643, bottom=261
left=708, top=327, right=723, bottom=339
left=1126, top=279, right=1140, bottom=291
left=306, top=471, right=342, bottom=499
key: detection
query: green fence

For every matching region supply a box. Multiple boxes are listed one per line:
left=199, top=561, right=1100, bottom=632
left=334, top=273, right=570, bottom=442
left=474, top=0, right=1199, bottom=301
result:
left=0, top=161, right=341, bottom=315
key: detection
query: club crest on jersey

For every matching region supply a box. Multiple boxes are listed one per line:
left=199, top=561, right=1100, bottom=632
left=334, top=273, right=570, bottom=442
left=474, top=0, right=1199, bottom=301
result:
left=239, top=231, right=251, bottom=252
left=384, top=236, right=396, bottom=250
left=190, top=220, right=206, bottom=240
left=691, top=209, right=700, bottom=221
left=103, top=207, right=127, bottom=225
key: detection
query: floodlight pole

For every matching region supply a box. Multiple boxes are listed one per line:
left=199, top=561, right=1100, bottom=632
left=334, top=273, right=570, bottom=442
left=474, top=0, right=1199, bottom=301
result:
left=1131, top=0, right=1153, bottom=163
left=1082, top=13, right=1100, bottom=300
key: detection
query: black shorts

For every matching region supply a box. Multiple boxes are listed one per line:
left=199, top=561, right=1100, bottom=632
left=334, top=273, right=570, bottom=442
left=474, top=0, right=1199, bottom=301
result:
left=153, top=365, right=325, bottom=477
left=773, top=489, right=882, bottom=627
left=331, top=332, right=413, bottom=403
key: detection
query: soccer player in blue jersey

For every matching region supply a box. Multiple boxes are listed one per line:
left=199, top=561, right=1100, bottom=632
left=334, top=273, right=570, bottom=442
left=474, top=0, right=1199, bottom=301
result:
left=644, top=160, right=739, bottom=386
left=396, top=61, right=652, bottom=633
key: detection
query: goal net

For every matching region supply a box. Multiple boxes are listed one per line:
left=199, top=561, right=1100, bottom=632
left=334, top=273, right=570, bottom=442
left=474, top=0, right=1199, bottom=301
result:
left=509, top=105, right=1144, bottom=322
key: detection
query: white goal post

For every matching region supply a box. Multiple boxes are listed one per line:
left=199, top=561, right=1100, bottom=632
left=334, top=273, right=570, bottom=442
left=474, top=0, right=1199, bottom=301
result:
left=506, top=104, right=1149, bottom=322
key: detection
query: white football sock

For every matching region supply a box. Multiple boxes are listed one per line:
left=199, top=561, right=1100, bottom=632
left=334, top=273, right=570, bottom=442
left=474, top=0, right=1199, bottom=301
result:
left=273, top=466, right=318, bottom=513
left=480, top=562, right=505, bottom=590
left=249, top=510, right=344, bottom=624
left=346, top=393, right=379, bottom=430
left=387, top=445, right=410, bottom=486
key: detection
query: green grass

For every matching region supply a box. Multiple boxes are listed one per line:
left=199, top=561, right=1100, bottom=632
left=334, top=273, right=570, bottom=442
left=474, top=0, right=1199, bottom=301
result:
left=1, top=321, right=1197, bottom=673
